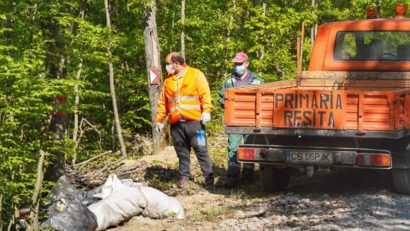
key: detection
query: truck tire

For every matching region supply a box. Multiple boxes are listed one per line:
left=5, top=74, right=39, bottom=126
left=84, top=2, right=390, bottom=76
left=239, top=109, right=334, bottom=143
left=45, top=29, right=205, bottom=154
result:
left=259, top=165, right=291, bottom=192
left=393, top=169, right=410, bottom=195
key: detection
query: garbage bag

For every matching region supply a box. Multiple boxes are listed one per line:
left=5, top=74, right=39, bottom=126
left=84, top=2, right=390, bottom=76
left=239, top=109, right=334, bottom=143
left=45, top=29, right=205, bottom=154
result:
left=41, top=196, right=98, bottom=231
left=140, top=186, right=184, bottom=219
left=97, top=176, right=184, bottom=219
left=48, top=175, right=95, bottom=206
left=88, top=175, right=146, bottom=231
left=41, top=175, right=98, bottom=231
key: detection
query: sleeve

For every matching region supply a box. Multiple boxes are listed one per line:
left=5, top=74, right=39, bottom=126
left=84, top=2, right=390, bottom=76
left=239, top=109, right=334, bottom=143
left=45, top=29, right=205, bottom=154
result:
left=155, top=84, right=168, bottom=123
left=196, top=69, right=214, bottom=113
left=218, top=81, right=226, bottom=109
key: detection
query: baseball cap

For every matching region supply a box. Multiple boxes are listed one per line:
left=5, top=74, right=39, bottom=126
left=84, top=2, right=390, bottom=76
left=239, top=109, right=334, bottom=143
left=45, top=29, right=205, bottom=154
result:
left=232, top=52, right=248, bottom=63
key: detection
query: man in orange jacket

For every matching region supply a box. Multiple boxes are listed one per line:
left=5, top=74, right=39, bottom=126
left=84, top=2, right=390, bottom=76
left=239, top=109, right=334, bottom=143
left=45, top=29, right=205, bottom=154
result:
left=155, top=52, right=214, bottom=189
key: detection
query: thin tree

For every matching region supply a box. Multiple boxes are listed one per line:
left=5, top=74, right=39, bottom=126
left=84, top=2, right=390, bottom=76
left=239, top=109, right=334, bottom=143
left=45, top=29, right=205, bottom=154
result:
left=180, top=0, right=185, bottom=58
left=104, top=0, right=127, bottom=158
left=311, top=0, right=318, bottom=51
left=144, top=0, right=165, bottom=155
left=72, top=59, right=83, bottom=165
left=26, top=149, right=46, bottom=231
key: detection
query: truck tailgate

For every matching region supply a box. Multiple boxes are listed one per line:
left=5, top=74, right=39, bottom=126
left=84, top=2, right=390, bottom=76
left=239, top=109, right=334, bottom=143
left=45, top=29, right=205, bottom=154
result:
left=224, top=86, right=410, bottom=131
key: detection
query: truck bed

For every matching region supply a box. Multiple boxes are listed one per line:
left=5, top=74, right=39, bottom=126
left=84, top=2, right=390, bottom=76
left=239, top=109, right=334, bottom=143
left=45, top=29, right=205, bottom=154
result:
left=224, top=71, right=410, bottom=138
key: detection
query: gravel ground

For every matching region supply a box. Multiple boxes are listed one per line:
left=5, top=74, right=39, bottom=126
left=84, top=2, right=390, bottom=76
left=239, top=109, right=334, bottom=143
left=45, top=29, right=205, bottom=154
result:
left=218, top=169, right=410, bottom=231
left=100, top=144, right=410, bottom=231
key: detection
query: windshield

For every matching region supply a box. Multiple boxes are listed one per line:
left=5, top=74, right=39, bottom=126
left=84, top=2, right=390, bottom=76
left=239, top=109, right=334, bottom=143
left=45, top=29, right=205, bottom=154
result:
left=334, top=31, right=410, bottom=61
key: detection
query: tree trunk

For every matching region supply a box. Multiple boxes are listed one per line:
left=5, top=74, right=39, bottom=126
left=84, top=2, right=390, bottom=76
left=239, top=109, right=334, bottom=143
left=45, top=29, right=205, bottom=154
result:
left=105, top=0, right=127, bottom=158
left=311, top=0, right=317, bottom=51
left=144, top=0, right=165, bottom=155
left=0, top=192, right=2, bottom=230
left=26, top=149, right=46, bottom=231
left=223, top=0, right=236, bottom=79
left=180, top=0, right=185, bottom=58
left=71, top=6, right=85, bottom=165
left=72, top=59, right=83, bottom=165
left=171, top=11, right=175, bottom=52
left=260, top=0, right=266, bottom=60
left=43, top=2, right=66, bottom=181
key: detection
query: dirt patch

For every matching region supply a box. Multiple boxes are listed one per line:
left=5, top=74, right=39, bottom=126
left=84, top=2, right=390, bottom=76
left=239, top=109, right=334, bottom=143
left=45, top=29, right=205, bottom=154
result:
left=76, top=136, right=410, bottom=231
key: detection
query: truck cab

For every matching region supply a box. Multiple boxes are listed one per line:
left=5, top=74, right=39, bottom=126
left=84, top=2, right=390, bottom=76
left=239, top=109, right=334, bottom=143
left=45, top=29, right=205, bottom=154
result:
left=223, top=3, right=410, bottom=194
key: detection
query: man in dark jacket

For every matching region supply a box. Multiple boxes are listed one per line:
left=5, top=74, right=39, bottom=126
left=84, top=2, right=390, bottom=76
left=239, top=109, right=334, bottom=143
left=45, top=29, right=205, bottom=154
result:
left=218, top=52, right=264, bottom=188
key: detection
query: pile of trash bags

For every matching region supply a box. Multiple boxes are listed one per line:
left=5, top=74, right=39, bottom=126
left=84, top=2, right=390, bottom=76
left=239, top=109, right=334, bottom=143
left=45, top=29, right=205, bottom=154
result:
left=42, top=174, right=184, bottom=231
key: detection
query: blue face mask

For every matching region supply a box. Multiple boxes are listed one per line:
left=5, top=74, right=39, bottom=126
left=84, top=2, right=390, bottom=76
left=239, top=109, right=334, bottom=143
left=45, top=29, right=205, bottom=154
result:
left=165, top=64, right=174, bottom=73
left=234, top=65, right=246, bottom=75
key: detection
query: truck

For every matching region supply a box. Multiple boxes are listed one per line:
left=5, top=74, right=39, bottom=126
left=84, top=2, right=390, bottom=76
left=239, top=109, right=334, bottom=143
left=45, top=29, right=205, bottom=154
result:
left=223, top=3, right=410, bottom=195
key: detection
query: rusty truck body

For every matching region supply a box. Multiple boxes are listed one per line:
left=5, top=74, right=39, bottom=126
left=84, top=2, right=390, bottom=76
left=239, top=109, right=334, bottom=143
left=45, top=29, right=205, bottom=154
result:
left=223, top=4, right=410, bottom=194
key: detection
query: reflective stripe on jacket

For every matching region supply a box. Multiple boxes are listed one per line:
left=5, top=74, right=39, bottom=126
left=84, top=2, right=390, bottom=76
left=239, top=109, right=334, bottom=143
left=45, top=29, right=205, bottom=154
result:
left=156, top=66, right=213, bottom=124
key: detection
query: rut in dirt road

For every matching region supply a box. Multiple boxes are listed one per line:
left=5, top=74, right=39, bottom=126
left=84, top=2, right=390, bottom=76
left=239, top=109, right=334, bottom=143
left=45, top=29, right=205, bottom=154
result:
left=220, top=168, right=410, bottom=231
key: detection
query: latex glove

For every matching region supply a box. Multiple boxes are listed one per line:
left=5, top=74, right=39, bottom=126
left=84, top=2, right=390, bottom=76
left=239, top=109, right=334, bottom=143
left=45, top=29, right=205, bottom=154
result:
left=201, top=112, right=211, bottom=125
left=155, top=122, right=164, bottom=134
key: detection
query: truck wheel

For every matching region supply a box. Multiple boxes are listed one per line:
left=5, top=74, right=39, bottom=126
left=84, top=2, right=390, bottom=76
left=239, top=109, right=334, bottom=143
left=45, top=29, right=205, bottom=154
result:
left=393, top=169, right=410, bottom=195
left=259, top=165, right=291, bottom=192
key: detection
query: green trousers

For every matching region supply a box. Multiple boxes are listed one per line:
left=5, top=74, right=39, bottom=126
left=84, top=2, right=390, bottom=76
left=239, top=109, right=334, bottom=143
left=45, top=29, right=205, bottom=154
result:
left=227, top=134, right=254, bottom=185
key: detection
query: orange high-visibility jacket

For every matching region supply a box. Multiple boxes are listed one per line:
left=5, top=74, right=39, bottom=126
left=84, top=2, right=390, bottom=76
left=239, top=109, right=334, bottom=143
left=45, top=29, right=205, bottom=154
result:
left=155, top=66, right=213, bottom=124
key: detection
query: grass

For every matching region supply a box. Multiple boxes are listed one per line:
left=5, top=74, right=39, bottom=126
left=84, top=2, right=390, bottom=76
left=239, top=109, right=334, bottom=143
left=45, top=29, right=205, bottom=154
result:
left=202, top=204, right=226, bottom=222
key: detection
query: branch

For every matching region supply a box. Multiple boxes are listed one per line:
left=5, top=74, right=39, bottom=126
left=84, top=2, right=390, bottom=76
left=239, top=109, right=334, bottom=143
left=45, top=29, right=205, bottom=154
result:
left=82, top=118, right=101, bottom=134
left=73, top=150, right=112, bottom=168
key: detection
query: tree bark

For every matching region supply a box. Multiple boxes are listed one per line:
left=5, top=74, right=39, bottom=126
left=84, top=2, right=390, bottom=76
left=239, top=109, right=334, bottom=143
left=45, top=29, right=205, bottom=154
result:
left=144, top=0, right=165, bottom=155
left=43, top=1, right=66, bottom=181
left=223, top=0, right=236, bottom=79
left=260, top=0, right=266, bottom=60
left=105, top=0, right=127, bottom=158
left=0, top=192, right=2, bottom=230
left=180, top=0, right=185, bottom=58
left=71, top=6, right=85, bottom=165
left=27, top=149, right=46, bottom=231
left=72, top=59, right=83, bottom=165
left=311, top=0, right=317, bottom=51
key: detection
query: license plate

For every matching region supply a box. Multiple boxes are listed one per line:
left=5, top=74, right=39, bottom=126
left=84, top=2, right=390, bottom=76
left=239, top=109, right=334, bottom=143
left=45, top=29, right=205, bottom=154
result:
left=287, top=151, right=333, bottom=163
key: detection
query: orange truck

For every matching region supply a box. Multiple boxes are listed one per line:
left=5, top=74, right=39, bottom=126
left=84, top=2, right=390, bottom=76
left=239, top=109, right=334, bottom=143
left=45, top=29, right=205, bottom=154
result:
left=223, top=3, right=410, bottom=194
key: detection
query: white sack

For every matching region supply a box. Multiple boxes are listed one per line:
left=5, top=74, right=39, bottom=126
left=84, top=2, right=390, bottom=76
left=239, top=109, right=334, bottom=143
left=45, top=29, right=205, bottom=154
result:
left=88, top=175, right=146, bottom=231
left=140, top=186, right=184, bottom=219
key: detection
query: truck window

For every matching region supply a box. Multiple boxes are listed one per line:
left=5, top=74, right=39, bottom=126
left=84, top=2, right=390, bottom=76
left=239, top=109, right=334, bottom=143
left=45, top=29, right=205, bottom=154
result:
left=334, top=31, right=410, bottom=61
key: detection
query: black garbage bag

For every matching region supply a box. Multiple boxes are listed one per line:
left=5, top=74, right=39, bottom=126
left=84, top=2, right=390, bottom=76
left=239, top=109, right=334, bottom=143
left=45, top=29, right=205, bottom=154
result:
left=41, top=176, right=98, bottom=231
left=48, top=176, right=96, bottom=206
left=41, top=196, right=97, bottom=231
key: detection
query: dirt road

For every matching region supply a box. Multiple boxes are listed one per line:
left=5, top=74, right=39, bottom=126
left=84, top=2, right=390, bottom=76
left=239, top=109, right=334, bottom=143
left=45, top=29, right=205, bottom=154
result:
left=98, top=144, right=410, bottom=231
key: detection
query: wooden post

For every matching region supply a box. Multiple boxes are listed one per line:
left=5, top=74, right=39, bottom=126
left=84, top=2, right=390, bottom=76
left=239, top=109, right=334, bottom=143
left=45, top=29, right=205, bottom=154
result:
left=144, top=0, right=165, bottom=155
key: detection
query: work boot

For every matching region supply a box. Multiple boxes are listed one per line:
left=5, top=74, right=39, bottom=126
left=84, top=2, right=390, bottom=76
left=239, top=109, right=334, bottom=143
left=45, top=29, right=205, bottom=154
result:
left=204, top=176, right=214, bottom=190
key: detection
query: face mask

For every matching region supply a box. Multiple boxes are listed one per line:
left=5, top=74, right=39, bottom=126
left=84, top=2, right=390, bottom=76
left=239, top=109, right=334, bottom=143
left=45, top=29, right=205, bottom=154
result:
left=234, top=65, right=245, bottom=75
left=165, top=64, right=174, bottom=74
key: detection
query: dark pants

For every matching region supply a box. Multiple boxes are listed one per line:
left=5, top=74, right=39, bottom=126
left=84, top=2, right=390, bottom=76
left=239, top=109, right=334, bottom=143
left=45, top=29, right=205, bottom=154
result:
left=170, top=120, right=213, bottom=181
left=227, top=134, right=254, bottom=185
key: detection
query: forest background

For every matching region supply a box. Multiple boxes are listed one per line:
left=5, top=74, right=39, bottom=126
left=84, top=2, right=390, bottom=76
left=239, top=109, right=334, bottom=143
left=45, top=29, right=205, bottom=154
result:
left=0, top=0, right=407, bottom=227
